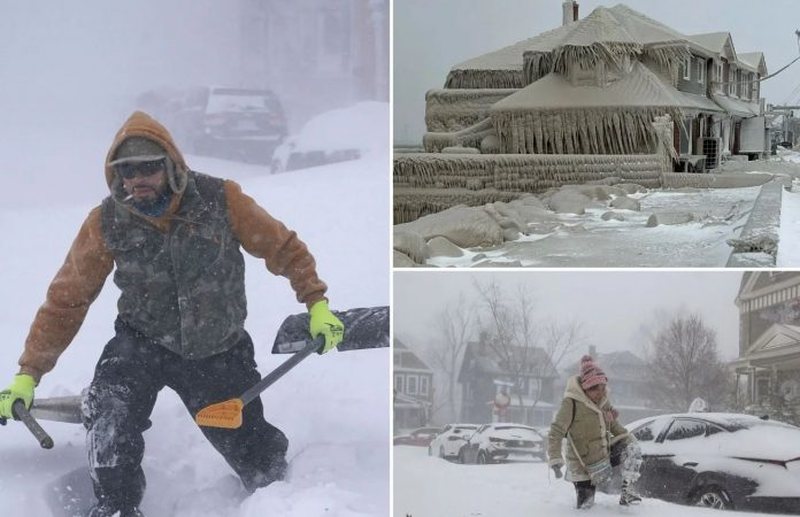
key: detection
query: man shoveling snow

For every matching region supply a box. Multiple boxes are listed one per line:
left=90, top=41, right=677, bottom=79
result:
left=0, top=111, right=345, bottom=517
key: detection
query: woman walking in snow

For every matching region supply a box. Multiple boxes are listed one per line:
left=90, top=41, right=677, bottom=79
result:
left=547, top=355, right=642, bottom=509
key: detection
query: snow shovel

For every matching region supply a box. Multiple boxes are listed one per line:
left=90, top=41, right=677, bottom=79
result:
left=0, top=399, right=55, bottom=449
left=195, top=305, right=389, bottom=430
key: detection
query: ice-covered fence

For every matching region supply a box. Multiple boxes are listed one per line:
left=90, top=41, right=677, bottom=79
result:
left=393, top=153, right=664, bottom=223
left=425, top=88, right=519, bottom=132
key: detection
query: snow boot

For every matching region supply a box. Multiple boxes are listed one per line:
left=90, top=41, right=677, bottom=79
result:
left=575, top=482, right=596, bottom=509
left=619, top=480, right=642, bottom=506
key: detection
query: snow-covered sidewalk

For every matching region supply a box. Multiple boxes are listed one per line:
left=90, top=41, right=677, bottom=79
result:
left=394, top=446, right=796, bottom=517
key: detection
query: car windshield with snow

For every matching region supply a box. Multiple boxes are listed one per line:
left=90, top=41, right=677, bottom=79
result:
left=428, top=423, right=479, bottom=460
left=627, top=412, right=800, bottom=513
left=458, top=423, right=545, bottom=464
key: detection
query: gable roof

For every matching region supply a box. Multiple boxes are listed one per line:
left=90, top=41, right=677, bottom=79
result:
left=393, top=338, right=432, bottom=372
left=447, top=3, right=688, bottom=88
left=737, top=272, right=800, bottom=301
left=688, top=32, right=737, bottom=61
left=458, top=339, right=559, bottom=382
left=491, top=60, right=720, bottom=112
left=738, top=52, right=768, bottom=75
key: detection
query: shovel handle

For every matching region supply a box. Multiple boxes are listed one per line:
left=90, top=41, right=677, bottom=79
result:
left=240, top=337, right=323, bottom=406
left=12, top=400, right=54, bottom=449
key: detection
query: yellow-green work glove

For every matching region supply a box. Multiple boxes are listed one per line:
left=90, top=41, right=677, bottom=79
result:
left=0, top=374, right=35, bottom=420
left=308, top=300, right=344, bottom=353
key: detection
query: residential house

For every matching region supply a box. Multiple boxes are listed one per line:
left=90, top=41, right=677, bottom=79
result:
left=393, top=339, right=434, bottom=431
left=239, top=0, right=388, bottom=129
left=426, top=2, right=768, bottom=170
left=732, top=272, right=800, bottom=424
left=457, top=336, right=558, bottom=426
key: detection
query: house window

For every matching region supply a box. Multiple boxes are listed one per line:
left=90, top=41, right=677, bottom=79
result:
left=696, top=58, right=705, bottom=84
left=419, top=376, right=429, bottom=397
left=683, top=56, right=691, bottom=80
left=394, top=375, right=404, bottom=393
left=407, top=375, right=419, bottom=395
left=716, top=63, right=723, bottom=92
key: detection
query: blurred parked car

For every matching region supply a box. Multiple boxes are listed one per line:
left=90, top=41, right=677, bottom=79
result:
left=270, top=101, right=387, bottom=173
left=627, top=413, right=800, bottom=512
left=136, top=86, right=287, bottom=164
left=428, top=423, right=479, bottom=460
left=459, top=423, right=546, bottom=464
left=393, top=427, right=442, bottom=447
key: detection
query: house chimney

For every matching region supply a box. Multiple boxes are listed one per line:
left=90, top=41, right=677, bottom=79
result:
left=562, top=1, right=579, bottom=25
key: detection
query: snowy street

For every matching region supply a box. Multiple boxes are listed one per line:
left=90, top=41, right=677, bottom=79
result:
left=394, top=446, right=797, bottom=517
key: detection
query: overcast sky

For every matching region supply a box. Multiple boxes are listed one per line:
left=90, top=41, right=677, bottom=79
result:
left=394, top=0, right=800, bottom=144
left=394, top=271, right=744, bottom=366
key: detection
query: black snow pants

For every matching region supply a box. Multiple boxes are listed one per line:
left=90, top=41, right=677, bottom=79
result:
left=83, top=318, right=288, bottom=511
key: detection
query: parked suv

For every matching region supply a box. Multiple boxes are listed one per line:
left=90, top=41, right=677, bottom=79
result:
left=137, top=86, right=287, bottom=164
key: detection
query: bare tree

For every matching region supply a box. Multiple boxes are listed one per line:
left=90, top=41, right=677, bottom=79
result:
left=645, top=312, right=729, bottom=411
left=428, top=293, right=474, bottom=422
left=473, top=279, right=582, bottom=420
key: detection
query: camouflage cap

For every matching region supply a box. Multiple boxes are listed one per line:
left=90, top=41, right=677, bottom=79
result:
left=109, top=136, right=167, bottom=166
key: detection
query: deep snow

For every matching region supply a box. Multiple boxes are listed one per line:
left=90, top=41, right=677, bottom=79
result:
left=0, top=108, right=390, bottom=516
left=394, top=446, right=797, bottom=517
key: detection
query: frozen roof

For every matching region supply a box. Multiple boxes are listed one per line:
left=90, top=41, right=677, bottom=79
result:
left=490, top=61, right=721, bottom=112
left=738, top=52, right=768, bottom=75
left=451, top=26, right=569, bottom=73
left=711, top=93, right=760, bottom=118
left=687, top=32, right=735, bottom=57
left=449, top=3, right=685, bottom=76
left=553, top=5, right=685, bottom=49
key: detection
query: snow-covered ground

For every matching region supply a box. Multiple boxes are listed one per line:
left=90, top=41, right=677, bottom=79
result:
left=426, top=186, right=760, bottom=268
left=417, top=149, right=800, bottom=268
left=0, top=110, right=390, bottom=516
left=394, top=446, right=796, bottom=517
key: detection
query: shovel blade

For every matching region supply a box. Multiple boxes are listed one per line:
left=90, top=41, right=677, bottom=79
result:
left=195, top=398, right=244, bottom=429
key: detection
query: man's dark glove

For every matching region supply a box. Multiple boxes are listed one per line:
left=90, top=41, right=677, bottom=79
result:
left=552, top=464, right=563, bottom=479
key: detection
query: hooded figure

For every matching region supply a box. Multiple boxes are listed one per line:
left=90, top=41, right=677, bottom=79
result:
left=0, top=111, right=346, bottom=517
left=547, top=355, right=643, bottom=509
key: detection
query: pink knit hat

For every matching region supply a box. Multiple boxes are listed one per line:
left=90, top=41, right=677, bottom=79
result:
left=579, top=355, right=608, bottom=390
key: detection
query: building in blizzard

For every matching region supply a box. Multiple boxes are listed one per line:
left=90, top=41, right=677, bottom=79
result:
left=733, top=272, right=800, bottom=425
left=239, top=0, right=389, bottom=129
left=457, top=336, right=558, bottom=427
left=393, top=338, right=434, bottom=431
left=395, top=1, right=770, bottom=222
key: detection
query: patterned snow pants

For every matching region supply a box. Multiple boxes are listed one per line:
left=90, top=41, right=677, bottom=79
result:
left=83, top=318, right=288, bottom=512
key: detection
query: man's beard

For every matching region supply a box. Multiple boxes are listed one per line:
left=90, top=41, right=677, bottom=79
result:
left=132, top=190, right=172, bottom=216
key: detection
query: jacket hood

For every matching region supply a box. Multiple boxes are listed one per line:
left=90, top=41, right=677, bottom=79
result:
left=104, top=111, right=190, bottom=203
left=564, top=374, right=606, bottom=410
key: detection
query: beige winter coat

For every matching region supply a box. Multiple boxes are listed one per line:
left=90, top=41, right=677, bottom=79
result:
left=547, top=375, right=631, bottom=482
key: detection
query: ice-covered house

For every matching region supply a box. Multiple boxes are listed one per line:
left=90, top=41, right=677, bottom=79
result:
left=457, top=338, right=558, bottom=427
left=430, top=2, right=766, bottom=164
left=393, top=339, right=434, bottom=430
left=733, top=272, right=800, bottom=425
left=395, top=2, right=768, bottom=222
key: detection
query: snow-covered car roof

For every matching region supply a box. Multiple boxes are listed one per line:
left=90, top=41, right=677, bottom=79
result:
left=626, top=412, right=787, bottom=432
left=627, top=412, right=800, bottom=462
left=286, top=101, right=387, bottom=156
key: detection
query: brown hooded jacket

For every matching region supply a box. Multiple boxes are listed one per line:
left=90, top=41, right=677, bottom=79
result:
left=18, top=111, right=327, bottom=382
